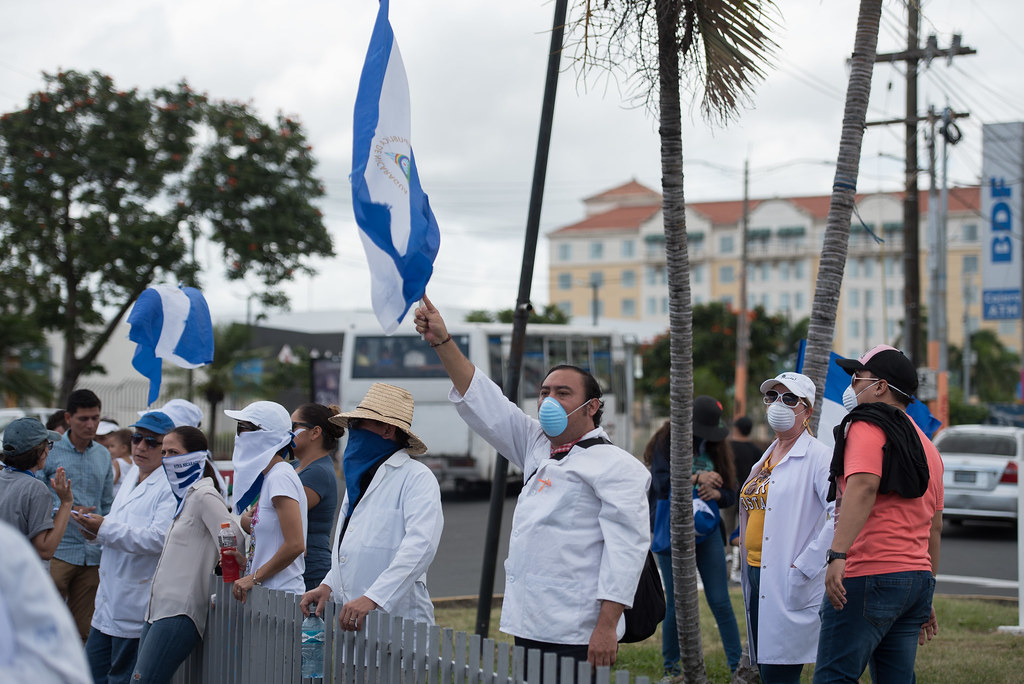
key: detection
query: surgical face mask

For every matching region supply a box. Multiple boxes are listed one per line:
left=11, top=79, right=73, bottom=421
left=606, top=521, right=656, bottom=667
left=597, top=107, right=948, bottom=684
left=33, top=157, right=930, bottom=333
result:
left=842, top=379, right=880, bottom=411
left=538, top=396, right=590, bottom=437
left=766, top=401, right=802, bottom=432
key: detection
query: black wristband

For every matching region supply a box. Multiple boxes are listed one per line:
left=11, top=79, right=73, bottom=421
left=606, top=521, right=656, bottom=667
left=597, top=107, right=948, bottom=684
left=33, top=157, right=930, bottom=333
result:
left=430, top=335, right=452, bottom=348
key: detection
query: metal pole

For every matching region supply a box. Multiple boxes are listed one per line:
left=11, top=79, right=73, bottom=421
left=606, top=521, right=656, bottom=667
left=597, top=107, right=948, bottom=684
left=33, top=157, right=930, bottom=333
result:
left=963, top=275, right=972, bottom=400
left=474, top=0, right=568, bottom=638
left=926, top=107, right=939, bottom=357
left=591, top=281, right=599, bottom=326
left=734, top=159, right=750, bottom=418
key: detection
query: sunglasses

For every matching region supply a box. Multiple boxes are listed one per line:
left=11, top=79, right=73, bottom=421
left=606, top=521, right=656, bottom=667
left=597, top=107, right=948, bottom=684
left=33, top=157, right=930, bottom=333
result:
left=763, top=390, right=802, bottom=408
left=236, top=422, right=260, bottom=436
left=131, top=433, right=163, bottom=448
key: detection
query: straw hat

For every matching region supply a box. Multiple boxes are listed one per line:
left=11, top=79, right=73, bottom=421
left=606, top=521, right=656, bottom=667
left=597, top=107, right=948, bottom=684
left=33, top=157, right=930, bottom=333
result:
left=330, top=383, right=427, bottom=455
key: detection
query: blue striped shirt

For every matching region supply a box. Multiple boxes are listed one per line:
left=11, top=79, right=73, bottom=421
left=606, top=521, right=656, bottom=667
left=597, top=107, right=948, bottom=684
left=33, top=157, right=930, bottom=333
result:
left=40, top=432, right=114, bottom=566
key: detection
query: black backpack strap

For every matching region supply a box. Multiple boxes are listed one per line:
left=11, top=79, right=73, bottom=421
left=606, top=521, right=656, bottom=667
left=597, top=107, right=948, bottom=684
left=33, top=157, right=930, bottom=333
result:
left=527, top=436, right=613, bottom=481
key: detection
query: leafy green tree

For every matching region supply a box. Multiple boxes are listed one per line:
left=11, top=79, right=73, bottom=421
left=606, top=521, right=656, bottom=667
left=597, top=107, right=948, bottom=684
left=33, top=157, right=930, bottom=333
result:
left=464, top=304, right=570, bottom=325
left=195, top=323, right=263, bottom=451
left=0, top=311, right=53, bottom=403
left=0, top=70, right=333, bottom=403
left=949, top=330, right=1021, bottom=403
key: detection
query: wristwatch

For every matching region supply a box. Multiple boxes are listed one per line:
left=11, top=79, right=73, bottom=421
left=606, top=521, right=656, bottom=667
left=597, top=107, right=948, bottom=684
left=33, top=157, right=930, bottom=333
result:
left=826, top=549, right=847, bottom=564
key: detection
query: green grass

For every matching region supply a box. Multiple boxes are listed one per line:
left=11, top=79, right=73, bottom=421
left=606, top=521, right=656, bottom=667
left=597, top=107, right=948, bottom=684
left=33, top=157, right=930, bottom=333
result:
left=434, top=592, right=1024, bottom=683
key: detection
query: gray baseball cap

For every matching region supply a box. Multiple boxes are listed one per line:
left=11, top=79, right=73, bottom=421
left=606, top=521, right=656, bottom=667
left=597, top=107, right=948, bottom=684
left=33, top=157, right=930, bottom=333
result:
left=2, top=418, right=62, bottom=457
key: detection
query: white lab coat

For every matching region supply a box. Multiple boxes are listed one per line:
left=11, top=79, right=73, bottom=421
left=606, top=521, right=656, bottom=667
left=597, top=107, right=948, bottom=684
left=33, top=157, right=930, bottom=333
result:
left=321, top=450, right=442, bottom=624
left=451, top=369, right=650, bottom=645
left=738, top=430, right=835, bottom=665
left=91, top=465, right=177, bottom=639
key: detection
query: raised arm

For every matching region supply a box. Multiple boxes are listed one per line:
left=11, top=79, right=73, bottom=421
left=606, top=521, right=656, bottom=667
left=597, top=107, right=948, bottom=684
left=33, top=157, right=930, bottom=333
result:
left=413, top=295, right=474, bottom=395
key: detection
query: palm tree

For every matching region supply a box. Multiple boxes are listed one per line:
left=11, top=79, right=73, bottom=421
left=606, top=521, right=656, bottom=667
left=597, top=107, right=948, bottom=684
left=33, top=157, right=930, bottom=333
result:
left=801, top=0, right=884, bottom=428
left=571, top=2, right=778, bottom=681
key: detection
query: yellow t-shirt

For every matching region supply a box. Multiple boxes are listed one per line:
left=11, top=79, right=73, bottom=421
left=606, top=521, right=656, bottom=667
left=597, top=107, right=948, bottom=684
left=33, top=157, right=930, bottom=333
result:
left=740, top=459, right=774, bottom=567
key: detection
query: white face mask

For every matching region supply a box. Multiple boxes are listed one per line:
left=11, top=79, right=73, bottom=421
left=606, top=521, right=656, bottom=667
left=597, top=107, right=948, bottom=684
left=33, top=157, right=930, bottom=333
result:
left=766, top=401, right=805, bottom=433
left=842, top=379, right=880, bottom=412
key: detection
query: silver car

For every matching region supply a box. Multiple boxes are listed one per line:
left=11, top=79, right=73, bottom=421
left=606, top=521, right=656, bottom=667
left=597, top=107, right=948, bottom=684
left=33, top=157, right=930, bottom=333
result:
left=935, top=424, right=1023, bottom=525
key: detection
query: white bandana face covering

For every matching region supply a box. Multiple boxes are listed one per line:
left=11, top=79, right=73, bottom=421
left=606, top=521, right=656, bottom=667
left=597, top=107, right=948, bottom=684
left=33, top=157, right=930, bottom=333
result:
left=163, top=450, right=209, bottom=518
left=231, top=429, right=293, bottom=514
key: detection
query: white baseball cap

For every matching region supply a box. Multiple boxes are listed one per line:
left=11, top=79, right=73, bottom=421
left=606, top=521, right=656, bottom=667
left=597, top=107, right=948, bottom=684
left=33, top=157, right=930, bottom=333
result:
left=96, top=420, right=120, bottom=436
left=759, top=372, right=817, bottom=405
left=223, top=401, right=291, bottom=433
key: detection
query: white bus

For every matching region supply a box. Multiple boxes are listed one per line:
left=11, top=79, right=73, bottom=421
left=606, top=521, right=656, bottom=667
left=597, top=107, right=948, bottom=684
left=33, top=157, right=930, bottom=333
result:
left=328, top=322, right=636, bottom=491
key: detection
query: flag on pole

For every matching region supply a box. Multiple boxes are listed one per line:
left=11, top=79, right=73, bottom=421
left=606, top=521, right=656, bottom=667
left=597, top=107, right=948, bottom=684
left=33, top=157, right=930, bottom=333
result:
left=128, top=284, right=215, bottom=405
left=351, top=0, right=440, bottom=334
left=796, top=341, right=941, bottom=448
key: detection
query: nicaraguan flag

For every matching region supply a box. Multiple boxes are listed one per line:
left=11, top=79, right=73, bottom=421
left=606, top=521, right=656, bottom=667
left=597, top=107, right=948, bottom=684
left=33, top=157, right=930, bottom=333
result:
left=351, top=0, right=440, bottom=334
left=128, top=284, right=215, bottom=405
left=795, top=341, right=941, bottom=448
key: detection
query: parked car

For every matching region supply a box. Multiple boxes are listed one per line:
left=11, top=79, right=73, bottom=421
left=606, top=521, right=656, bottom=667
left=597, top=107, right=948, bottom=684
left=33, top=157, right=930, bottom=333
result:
left=934, top=424, right=1023, bottom=525
left=0, top=407, right=62, bottom=441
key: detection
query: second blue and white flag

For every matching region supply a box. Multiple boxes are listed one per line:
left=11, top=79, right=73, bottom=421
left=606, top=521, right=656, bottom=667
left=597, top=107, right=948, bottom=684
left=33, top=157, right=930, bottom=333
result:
left=351, top=0, right=440, bottom=334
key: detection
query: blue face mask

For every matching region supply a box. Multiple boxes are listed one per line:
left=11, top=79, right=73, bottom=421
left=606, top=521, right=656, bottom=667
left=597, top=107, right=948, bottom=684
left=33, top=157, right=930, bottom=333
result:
left=538, top=397, right=590, bottom=437
left=342, top=428, right=400, bottom=515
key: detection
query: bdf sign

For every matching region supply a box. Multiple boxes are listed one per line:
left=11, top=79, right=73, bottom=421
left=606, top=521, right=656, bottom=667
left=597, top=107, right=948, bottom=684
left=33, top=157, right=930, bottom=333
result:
left=981, top=123, right=1024, bottom=321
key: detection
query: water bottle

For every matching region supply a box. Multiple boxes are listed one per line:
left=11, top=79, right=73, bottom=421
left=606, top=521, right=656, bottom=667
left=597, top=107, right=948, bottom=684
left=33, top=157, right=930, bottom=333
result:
left=218, top=522, right=239, bottom=583
left=301, top=604, right=325, bottom=678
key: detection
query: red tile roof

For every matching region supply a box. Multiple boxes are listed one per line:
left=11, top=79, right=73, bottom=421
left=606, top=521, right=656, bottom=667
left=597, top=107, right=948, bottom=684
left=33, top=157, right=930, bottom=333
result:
left=583, top=180, right=661, bottom=203
left=551, top=204, right=662, bottom=234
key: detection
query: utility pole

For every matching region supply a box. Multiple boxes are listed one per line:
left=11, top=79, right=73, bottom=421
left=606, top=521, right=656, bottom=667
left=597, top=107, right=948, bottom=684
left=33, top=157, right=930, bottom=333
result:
left=591, top=280, right=599, bottom=326
left=868, top=14, right=975, bottom=366
left=734, top=159, right=750, bottom=419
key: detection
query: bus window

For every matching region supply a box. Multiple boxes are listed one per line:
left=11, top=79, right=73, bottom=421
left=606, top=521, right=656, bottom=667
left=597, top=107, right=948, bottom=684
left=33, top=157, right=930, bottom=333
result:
left=521, top=336, right=546, bottom=399
left=570, top=338, right=590, bottom=372
left=352, top=335, right=468, bottom=379
left=547, top=337, right=570, bottom=368
left=487, top=335, right=504, bottom=389
left=591, top=337, right=612, bottom=390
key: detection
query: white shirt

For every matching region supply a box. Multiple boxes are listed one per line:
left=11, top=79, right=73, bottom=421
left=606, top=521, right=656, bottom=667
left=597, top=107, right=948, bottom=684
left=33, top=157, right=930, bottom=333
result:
left=451, top=369, right=651, bottom=645
left=248, top=462, right=307, bottom=594
left=321, top=450, right=443, bottom=624
left=91, top=464, right=177, bottom=639
left=738, top=431, right=836, bottom=665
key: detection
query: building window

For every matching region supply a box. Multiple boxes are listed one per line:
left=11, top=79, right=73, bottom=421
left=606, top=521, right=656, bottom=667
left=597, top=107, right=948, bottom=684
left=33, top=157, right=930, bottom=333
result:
left=850, top=290, right=860, bottom=307
left=963, top=255, right=978, bottom=273
left=720, top=235, right=735, bottom=254
left=621, top=298, right=636, bottom=316
left=589, top=272, right=603, bottom=287
left=862, top=258, right=873, bottom=277
left=794, top=292, right=805, bottom=310
left=780, top=262, right=791, bottom=281
left=590, top=241, right=604, bottom=259
left=557, top=243, right=571, bottom=261
left=557, top=273, right=572, bottom=290
left=780, top=292, right=790, bottom=310
left=661, top=297, right=670, bottom=314
left=849, top=260, right=860, bottom=278
left=720, top=265, right=735, bottom=283
left=622, top=239, right=635, bottom=258
left=621, top=269, right=636, bottom=288
left=557, top=301, right=572, bottom=316
left=850, top=320, right=860, bottom=338
left=886, top=288, right=896, bottom=307
left=761, top=293, right=771, bottom=308
left=866, top=319, right=875, bottom=338
left=747, top=294, right=757, bottom=309
left=646, top=266, right=657, bottom=285
left=963, top=224, right=978, bottom=241
left=747, top=264, right=756, bottom=281
left=865, top=289, right=874, bottom=307
left=887, top=319, right=897, bottom=340
left=794, top=260, right=805, bottom=279
left=693, top=264, right=704, bottom=284
left=647, top=297, right=657, bottom=315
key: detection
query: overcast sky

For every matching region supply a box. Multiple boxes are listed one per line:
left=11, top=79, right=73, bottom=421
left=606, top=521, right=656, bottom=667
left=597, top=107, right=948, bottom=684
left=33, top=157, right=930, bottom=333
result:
left=3, top=0, right=1023, bottom=325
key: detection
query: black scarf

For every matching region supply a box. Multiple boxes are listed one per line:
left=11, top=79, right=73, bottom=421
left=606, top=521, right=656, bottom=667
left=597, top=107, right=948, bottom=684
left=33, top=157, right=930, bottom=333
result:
left=827, top=403, right=930, bottom=502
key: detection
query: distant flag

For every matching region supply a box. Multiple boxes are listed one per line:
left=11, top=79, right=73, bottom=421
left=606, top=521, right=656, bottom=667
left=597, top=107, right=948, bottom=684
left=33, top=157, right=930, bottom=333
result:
left=796, top=341, right=941, bottom=448
left=351, top=0, right=440, bottom=334
left=128, top=284, right=215, bottom=405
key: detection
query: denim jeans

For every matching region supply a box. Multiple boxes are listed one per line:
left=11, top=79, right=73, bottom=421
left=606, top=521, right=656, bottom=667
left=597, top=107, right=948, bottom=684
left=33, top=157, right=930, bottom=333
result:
left=658, top=531, right=743, bottom=674
left=132, top=616, right=202, bottom=684
left=814, top=571, right=935, bottom=684
left=85, top=627, right=139, bottom=684
left=747, top=565, right=804, bottom=684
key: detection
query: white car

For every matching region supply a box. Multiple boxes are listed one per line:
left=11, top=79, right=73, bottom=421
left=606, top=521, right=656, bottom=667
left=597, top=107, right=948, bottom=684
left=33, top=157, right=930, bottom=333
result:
left=935, top=424, right=1023, bottom=525
left=0, top=407, right=62, bottom=440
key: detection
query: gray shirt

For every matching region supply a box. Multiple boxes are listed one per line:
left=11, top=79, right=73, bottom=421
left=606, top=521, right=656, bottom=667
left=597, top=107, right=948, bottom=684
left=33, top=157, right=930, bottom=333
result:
left=0, top=469, right=54, bottom=541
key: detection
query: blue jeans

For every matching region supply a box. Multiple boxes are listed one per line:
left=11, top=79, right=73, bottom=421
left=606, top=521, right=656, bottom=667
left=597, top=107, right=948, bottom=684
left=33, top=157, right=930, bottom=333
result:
left=658, top=531, right=743, bottom=674
left=747, top=565, right=804, bottom=684
left=814, top=571, right=935, bottom=684
left=132, top=616, right=202, bottom=684
left=85, top=627, right=139, bottom=684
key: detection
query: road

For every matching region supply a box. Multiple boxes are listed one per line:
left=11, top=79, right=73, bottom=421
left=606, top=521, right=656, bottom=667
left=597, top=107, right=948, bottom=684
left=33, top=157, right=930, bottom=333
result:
left=429, top=497, right=1020, bottom=601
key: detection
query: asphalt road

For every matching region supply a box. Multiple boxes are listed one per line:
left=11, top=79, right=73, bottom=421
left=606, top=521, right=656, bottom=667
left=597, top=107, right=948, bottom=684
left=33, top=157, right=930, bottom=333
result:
left=428, top=496, right=1021, bottom=601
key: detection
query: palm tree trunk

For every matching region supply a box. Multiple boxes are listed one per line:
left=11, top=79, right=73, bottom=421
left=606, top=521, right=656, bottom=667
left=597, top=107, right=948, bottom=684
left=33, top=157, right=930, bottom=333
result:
left=657, top=1, right=706, bottom=681
left=804, top=0, right=884, bottom=431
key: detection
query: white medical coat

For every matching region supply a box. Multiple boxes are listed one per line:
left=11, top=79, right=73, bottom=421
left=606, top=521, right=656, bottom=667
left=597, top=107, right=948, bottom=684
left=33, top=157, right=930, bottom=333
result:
left=451, top=369, right=650, bottom=645
left=738, top=430, right=835, bottom=665
left=91, top=465, right=177, bottom=638
left=321, top=450, right=442, bottom=624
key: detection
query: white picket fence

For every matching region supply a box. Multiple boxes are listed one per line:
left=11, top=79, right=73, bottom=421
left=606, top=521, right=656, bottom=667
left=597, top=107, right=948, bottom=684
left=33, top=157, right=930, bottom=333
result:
left=168, top=578, right=652, bottom=684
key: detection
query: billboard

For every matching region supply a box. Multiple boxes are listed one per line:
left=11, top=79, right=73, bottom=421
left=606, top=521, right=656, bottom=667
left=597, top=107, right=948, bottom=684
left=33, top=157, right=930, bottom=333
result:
left=981, top=122, right=1024, bottom=320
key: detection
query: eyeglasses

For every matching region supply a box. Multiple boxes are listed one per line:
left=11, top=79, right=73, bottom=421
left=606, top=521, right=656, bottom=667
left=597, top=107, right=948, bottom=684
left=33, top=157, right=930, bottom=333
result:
left=853, top=375, right=882, bottom=385
left=763, top=390, right=802, bottom=408
left=131, top=433, right=163, bottom=449
left=291, top=422, right=315, bottom=432
left=236, top=422, right=260, bottom=436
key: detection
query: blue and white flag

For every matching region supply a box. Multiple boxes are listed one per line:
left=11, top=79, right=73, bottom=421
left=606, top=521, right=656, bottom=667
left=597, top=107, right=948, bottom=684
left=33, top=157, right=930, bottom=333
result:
left=351, top=0, right=440, bottom=334
left=128, top=284, right=215, bottom=405
left=796, top=341, right=941, bottom=448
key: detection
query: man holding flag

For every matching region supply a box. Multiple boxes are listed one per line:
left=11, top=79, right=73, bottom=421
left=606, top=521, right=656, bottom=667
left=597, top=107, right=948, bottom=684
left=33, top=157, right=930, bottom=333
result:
left=351, top=0, right=440, bottom=333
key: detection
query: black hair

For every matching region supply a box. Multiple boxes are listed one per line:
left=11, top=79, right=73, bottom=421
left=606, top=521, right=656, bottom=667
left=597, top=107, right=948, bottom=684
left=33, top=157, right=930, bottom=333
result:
left=733, top=416, right=753, bottom=436
left=1, top=440, right=47, bottom=470
left=167, top=426, right=222, bottom=495
left=66, top=389, right=101, bottom=416
left=293, top=403, right=346, bottom=451
left=46, top=410, right=67, bottom=431
left=642, top=419, right=737, bottom=490
left=543, top=364, right=605, bottom=426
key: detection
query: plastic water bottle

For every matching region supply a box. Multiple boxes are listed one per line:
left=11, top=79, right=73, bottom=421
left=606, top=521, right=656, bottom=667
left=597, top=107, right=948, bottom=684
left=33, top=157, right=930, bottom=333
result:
left=301, top=604, right=325, bottom=678
left=218, top=523, right=239, bottom=583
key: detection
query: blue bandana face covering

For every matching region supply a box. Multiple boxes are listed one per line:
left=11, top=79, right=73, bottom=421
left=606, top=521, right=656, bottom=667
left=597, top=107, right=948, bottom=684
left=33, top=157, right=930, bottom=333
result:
left=163, top=450, right=208, bottom=518
left=537, top=397, right=590, bottom=437
left=343, top=428, right=400, bottom=514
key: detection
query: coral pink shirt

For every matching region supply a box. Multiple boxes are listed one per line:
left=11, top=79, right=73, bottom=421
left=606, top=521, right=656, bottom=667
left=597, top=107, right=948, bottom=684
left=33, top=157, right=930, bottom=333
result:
left=837, top=418, right=943, bottom=578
